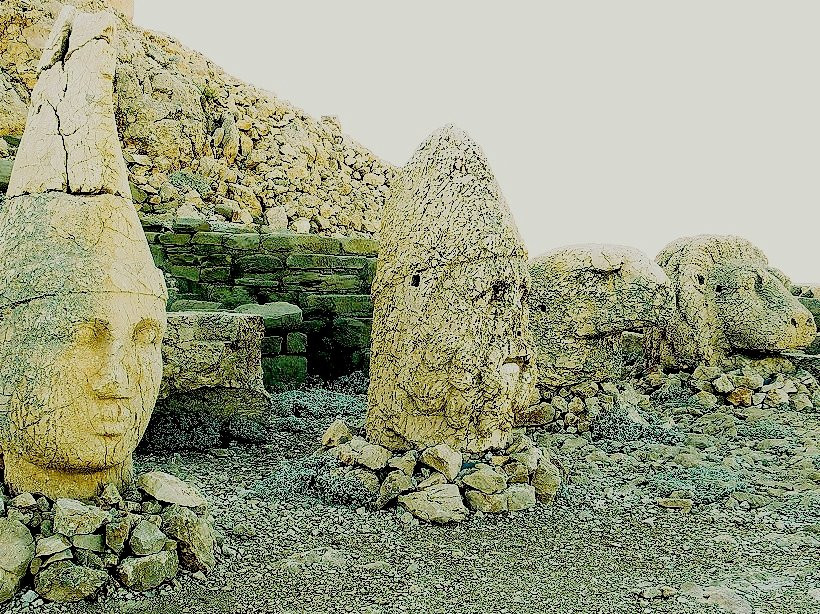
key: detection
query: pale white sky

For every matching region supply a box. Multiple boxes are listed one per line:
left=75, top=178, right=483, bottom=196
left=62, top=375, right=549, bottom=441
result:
left=136, top=0, right=819, bottom=282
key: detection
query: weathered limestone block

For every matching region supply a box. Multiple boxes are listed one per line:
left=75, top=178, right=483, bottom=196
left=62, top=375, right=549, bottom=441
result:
left=0, top=8, right=167, bottom=500
left=108, top=0, right=133, bottom=20
left=647, top=235, right=816, bottom=369
left=150, top=311, right=270, bottom=446
left=366, top=126, right=536, bottom=453
left=528, top=244, right=670, bottom=388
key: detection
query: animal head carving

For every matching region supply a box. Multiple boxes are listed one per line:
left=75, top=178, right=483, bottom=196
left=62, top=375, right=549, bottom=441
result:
left=649, top=235, right=815, bottom=369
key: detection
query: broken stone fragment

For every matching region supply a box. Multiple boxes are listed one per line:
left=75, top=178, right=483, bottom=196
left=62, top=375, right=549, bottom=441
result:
left=34, top=561, right=108, bottom=603
left=465, top=490, right=508, bottom=513
left=129, top=520, right=167, bottom=556
left=0, top=519, right=35, bottom=604
left=462, top=464, right=508, bottom=495
left=365, top=125, right=536, bottom=453
left=532, top=457, right=562, bottom=503
left=117, top=551, right=179, bottom=591
left=161, top=505, right=216, bottom=573
left=388, top=451, right=418, bottom=475
left=322, top=420, right=353, bottom=447
left=419, top=444, right=463, bottom=482
left=398, top=484, right=468, bottom=524
left=376, top=471, right=416, bottom=510
left=137, top=472, right=208, bottom=509
left=53, top=499, right=109, bottom=537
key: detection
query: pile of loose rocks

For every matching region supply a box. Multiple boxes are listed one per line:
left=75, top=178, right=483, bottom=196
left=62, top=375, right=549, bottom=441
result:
left=0, top=472, right=216, bottom=604
left=0, top=0, right=394, bottom=236
left=316, top=420, right=563, bottom=523
left=520, top=354, right=820, bottom=438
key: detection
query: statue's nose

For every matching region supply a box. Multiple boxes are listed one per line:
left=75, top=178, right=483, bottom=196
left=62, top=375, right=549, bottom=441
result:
left=91, top=345, right=132, bottom=399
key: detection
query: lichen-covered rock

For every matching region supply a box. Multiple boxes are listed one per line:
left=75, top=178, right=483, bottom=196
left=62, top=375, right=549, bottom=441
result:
left=137, top=472, right=208, bottom=509
left=0, top=0, right=393, bottom=235
left=647, top=235, right=816, bottom=369
left=0, top=8, right=167, bottom=500
left=33, top=561, right=108, bottom=603
left=0, top=519, right=34, bottom=604
left=528, top=244, right=669, bottom=389
left=366, top=126, right=536, bottom=453
left=398, top=483, right=468, bottom=524
left=160, top=505, right=215, bottom=572
left=116, top=551, right=179, bottom=591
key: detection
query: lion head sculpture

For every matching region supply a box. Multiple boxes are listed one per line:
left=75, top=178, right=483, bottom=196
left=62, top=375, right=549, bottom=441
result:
left=647, top=235, right=816, bottom=369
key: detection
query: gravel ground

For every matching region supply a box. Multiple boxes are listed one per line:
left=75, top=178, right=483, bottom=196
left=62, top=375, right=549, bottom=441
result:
left=7, top=380, right=819, bottom=614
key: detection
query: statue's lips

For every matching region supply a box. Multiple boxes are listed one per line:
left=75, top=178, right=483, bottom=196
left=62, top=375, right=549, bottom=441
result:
left=95, top=422, right=127, bottom=437
left=90, top=400, right=133, bottom=437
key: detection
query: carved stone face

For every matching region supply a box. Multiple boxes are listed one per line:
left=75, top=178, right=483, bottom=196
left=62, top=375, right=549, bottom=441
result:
left=711, top=262, right=816, bottom=351
left=1, top=292, right=165, bottom=472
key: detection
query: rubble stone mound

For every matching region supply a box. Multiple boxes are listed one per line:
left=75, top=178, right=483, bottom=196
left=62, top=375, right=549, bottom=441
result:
left=0, top=0, right=392, bottom=235
left=0, top=471, right=216, bottom=604
left=365, top=125, right=536, bottom=453
left=528, top=244, right=670, bottom=390
left=647, top=235, right=816, bottom=369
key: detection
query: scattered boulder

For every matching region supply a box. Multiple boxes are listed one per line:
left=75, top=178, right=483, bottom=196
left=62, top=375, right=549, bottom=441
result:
left=117, top=551, right=179, bottom=591
left=137, top=472, right=208, bottom=509
left=33, top=561, right=108, bottom=603
left=0, top=519, right=34, bottom=603
left=398, top=484, right=468, bottom=524
left=419, top=444, right=463, bottom=481
left=161, top=505, right=216, bottom=572
left=53, top=499, right=109, bottom=537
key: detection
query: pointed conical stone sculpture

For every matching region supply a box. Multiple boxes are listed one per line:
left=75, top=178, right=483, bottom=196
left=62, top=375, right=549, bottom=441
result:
left=365, top=126, right=536, bottom=453
left=0, top=7, right=167, bottom=500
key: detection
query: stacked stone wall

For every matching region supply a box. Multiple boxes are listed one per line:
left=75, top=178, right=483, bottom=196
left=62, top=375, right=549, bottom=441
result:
left=143, top=218, right=377, bottom=386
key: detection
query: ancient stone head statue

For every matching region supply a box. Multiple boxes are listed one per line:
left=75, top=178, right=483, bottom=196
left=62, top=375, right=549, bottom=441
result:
left=647, top=235, right=816, bottom=369
left=0, top=7, right=167, bottom=499
left=528, top=244, right=670, bottom=389
left=365, top=126, right=536, bottom=453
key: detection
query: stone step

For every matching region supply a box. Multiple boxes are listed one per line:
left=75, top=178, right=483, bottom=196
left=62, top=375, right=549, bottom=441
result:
left=234, top=301, right=302, bottom=331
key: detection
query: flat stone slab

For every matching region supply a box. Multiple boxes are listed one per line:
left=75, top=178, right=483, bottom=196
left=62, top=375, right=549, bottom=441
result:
left=234, top=302, right=303, bottom=330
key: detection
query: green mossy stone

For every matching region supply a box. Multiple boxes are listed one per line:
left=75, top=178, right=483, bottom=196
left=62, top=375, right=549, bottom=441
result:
left=167, top=265, right=200, bottom=281
left=286, top=332, right=308, bottom=354
left=340, top=237, right=379, bottom=256
left=200, top=267, right=231, bottom=282
left=282, top=272, right=361, bottom=292
left=799, top=297, right=820, bottom=326
left=172, top=218, right=211, bottom=233
left=236, top=254, right=286, bottom=274
left=263, top=355, right=307, bottom=390
left=261, top=231, right=341, bottom=255
left=158, top=233, right=192, bottom=246
left=235, top=302, right=303, bottom=331
left=332, top=318, right=372, bottom=349
left=204, top=285, right=255, bottom=308
left=192, top=232, right=224, bottom=245
left=285, top=254, right=367, bottom=270
left=129, top=181, right=147, bottom=204
left=261, top=336, right=283, bottom=356
left=223, top=233, right=261, bottom=250
left=168, top=300, right=224, bottom=312
left=301, top=294, right=373, bottom=317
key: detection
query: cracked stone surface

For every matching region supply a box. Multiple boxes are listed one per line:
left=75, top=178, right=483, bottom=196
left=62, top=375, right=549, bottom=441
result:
left=365, top=126, right=536, bottom=453
left=0, top=7, right=168, bottom=500
left=646, top=235, right=816, bottom=370
left=529, top=244, right=670, bottom=389
left=7, top=7, right=129, bottom=198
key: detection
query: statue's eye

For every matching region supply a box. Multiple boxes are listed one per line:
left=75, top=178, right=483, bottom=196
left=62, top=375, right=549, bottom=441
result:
left=715, top=285, right=724, bottom=294
left=754, top=273, right=764, bottom=291
left=410, top=274, right=420, bottom=287
left=73, top=321, right=107, bottom=346
left=491, top=280, right=508, bottom=302
left=133, top=320, right=161, bottom=345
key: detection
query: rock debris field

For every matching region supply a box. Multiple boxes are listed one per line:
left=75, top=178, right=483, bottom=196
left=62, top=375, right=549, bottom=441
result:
left=4, top=370, right=817, bottom=614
